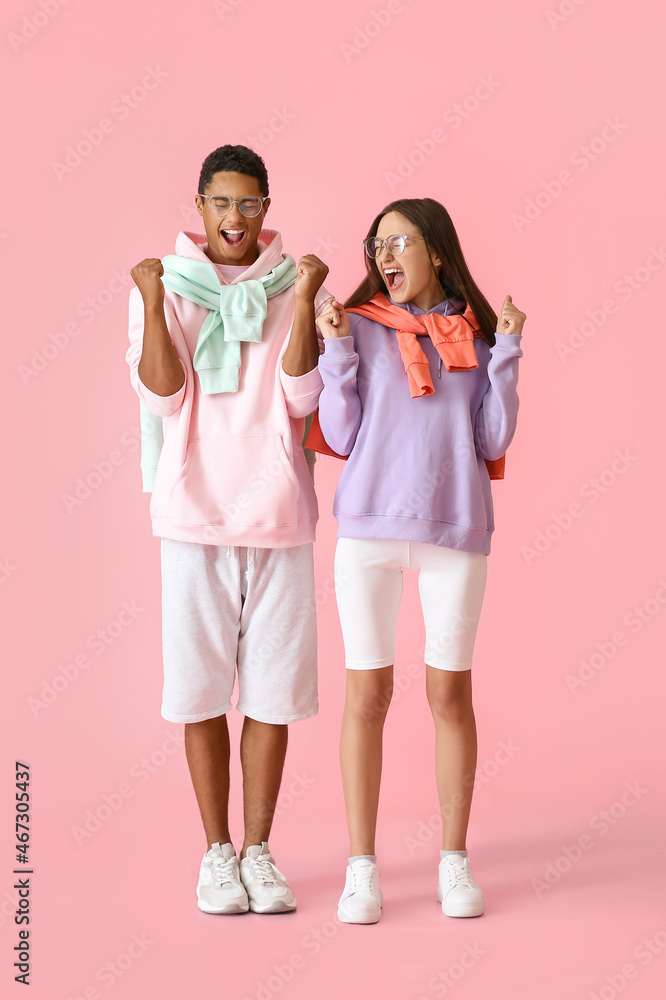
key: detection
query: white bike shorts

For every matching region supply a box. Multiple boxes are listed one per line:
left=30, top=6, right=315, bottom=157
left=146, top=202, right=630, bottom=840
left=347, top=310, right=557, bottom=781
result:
left=333, top=537, right=488, bottom=671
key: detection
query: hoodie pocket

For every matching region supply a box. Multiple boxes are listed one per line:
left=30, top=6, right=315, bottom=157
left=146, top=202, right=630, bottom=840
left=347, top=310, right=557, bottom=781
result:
left=168, top=435, right=300, bottom=527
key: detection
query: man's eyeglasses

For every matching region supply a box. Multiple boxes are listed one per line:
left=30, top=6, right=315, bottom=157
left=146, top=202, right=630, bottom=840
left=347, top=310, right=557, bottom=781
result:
left=363, top=234, right=425, bottom=259
left=198, top=194, right=268, bottom=218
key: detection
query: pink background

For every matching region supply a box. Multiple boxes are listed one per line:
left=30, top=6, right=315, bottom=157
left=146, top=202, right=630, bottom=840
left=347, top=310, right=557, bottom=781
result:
left=2, top=0, right=665, bottom=997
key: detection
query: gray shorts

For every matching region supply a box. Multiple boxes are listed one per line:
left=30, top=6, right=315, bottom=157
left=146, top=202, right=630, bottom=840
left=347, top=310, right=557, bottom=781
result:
left=160, top=539, right=318, bottom=724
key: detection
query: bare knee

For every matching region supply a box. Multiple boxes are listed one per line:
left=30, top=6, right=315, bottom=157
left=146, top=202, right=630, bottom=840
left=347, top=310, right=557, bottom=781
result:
left=345, top=669, right=394, bottom=726
left=426, top=668, right=473, bottom=724
left=185, top=714, right=229, bottom=736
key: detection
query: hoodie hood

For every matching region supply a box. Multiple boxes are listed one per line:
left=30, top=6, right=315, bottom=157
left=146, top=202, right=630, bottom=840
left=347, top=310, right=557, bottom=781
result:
left=174, top=228, right=286, bottom=285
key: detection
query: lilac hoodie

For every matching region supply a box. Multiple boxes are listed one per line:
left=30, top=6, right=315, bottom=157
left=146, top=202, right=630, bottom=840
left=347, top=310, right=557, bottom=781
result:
left=316, top=296, right=523, bottom=555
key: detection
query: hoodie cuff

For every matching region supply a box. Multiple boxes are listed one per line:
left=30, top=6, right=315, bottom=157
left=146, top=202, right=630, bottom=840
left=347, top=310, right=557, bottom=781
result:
left=322, top=335, right=357, bottom=358
left=492, top=332, right=523, bottom=350
left=137, top=359, right=187, bottom=416
left=279, top=364, right=323, bottom=399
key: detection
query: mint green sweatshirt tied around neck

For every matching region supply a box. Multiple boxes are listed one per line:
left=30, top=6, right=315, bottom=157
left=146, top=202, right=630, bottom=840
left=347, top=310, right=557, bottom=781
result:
left=139, top=251, right=298, bottom=490
left=161, top=251, right=298, bottom=393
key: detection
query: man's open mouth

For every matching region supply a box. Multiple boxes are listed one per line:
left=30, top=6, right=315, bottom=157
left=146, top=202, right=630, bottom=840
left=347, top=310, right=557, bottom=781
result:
left=384, top=267, right=404, bottom=290
left=221, top=228, right=247, bottom=247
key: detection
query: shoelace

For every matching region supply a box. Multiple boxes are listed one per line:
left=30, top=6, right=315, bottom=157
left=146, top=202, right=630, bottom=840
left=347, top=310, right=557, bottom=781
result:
left=350, top=864, right=376, bottom=894
left=246, top=856, right=278, bottom=885
left=442, top=856, right=475, bottom=889
left=205, top=854, right=238, bottom=888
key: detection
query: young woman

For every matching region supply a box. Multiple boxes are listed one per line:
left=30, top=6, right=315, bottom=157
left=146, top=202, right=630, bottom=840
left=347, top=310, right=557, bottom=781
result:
left=310, top=197, right=526, bottom=923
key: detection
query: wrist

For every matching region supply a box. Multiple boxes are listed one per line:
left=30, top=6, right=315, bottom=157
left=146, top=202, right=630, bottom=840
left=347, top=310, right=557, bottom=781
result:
left=144, top=297, right=165, bottom=316
left=323, top=332, right=353, bottom=344
left=294, top=288, right=317, bottom=305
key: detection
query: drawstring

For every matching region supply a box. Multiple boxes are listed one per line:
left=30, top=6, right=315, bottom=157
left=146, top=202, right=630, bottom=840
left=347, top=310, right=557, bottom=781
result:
left=223, top=545, right=254, bottom=573
left=437, top=300, right=449, bottom=379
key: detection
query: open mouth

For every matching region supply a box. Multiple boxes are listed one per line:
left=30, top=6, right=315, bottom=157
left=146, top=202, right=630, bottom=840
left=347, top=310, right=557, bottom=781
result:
left=384, top=267, right=405, bottom=290
left=221, top=228, right=247, bottom=247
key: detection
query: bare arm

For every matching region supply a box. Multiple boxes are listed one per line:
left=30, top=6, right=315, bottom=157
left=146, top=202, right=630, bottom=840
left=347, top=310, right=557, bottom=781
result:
left=131, top=257, right=185, bottom=396
left=282, top=295, right=320, bottom=376
left=281, top=253, right=329, bottom=376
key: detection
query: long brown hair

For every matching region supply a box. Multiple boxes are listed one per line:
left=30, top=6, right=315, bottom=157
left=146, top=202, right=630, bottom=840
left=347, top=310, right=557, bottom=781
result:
left=344, top=197, right=497, bottom=347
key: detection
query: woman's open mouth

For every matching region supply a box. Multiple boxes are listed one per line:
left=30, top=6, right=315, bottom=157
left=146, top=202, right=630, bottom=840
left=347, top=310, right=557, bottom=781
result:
left=221, top=228, right=247, bottom=247
left=384, top=267, right=404, bottom=290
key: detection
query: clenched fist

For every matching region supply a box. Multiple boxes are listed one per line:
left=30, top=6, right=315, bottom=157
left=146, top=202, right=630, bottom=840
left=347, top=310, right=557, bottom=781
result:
left=496, top=295, right=526, bottom=336
left=315, top=299, right=350, bottom=339
left=130, top=258, right=165, bottom=308
left=294, top=253, right=329, bottom=302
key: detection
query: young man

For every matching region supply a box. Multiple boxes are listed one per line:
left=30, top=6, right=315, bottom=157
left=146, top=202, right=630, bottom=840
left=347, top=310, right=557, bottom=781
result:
left=125, top=144, right=333, bottom=914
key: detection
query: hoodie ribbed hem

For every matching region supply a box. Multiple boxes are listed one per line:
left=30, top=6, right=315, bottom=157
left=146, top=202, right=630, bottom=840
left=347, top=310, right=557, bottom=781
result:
left=150, top=515, right=318, bottom=548
left=334, top=512, right=492, bottom=555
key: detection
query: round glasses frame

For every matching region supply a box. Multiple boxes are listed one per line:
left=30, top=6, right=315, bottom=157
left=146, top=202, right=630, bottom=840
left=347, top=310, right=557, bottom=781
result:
left=197, top=194, right=268, bottom=218
left=363, top=234, right=425, bottom=259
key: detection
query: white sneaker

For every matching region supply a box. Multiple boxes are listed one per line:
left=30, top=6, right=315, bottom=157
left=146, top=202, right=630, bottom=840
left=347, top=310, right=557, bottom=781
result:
left=338, top=859, right=383, bottom=924
left=197, top=842, right=249, bottom=914
left=239, top=842, right=297, bottom=913
left=437, top=854, right=485, bottom=917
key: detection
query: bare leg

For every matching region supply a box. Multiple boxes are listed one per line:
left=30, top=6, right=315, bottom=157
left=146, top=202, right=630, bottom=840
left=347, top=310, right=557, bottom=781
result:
left=184, top=715, right=231, bottom=851
left=339, top=666, right=393, bottom=857
left=426, top=666, right=477, bottom=850
left=240, top=717, right=288, bottom=858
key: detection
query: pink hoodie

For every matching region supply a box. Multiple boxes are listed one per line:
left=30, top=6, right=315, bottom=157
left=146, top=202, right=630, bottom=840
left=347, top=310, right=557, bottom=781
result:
left=126, top=229, right=334, bottom=547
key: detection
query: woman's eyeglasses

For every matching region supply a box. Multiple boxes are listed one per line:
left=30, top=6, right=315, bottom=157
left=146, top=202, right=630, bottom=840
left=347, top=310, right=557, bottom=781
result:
left=363, top=234, right=425, bottom=259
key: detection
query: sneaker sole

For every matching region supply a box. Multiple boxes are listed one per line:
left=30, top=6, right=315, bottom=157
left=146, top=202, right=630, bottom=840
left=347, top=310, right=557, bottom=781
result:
left=197, top=897, right=249, bottom=914
left=338, top=892, right=383, bottom=924
left=437, top=885, right=484, bottom=917
left=337, top=907, right=382, bottom=924
left=247, top=898, right=297, bottom=914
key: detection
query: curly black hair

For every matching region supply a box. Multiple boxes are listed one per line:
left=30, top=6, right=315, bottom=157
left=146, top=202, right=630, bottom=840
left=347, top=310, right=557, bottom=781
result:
left=198, top=144, right=269, bottom=197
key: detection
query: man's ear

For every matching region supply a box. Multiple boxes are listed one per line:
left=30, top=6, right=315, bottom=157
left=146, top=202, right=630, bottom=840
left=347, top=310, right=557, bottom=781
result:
left=195, top=195, right=204, bottom=218
left=262, top=196, right=271, bottom=218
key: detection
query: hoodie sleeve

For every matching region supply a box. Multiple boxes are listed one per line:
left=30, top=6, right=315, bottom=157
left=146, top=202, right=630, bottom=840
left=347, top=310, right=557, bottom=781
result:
left=279, top=284, right=335, bottom=418
left=473, top=332, right=523, bottom=461
left=316, top=316, right=362, bottom=457
left=125, top=286, right=187, bottom=417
